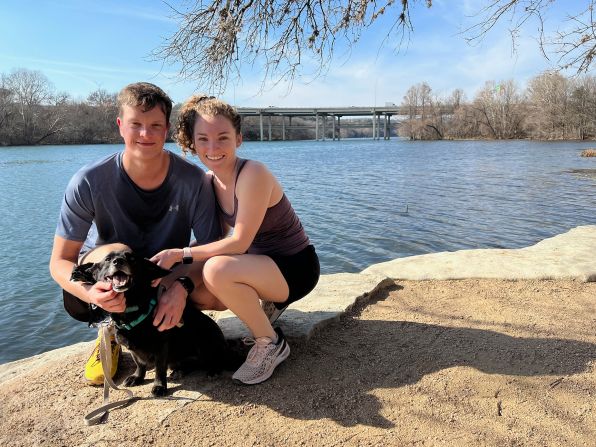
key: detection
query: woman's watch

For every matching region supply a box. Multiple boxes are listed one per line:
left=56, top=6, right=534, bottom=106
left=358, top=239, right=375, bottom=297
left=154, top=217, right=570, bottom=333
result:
left=175, top=276, right=195, bottom=295
left=182, top=247, right=193, bottom=264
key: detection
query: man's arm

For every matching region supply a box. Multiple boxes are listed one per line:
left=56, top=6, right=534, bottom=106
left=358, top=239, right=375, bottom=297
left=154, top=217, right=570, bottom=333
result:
left=49, top=235, right=125, bottom=313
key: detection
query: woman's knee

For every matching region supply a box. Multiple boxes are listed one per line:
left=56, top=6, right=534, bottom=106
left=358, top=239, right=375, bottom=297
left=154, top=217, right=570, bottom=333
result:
left=202, top=256, right=234, bottom=290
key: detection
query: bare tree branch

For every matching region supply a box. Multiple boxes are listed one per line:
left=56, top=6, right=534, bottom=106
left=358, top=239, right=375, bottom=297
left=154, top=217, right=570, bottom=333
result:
left=155, top=0, right=424, bottom=93
left=550, top=2, right=596, bottom=72
left=155, top=1, right=594, bottom=93
left=464, top=1, right=596, bottom=74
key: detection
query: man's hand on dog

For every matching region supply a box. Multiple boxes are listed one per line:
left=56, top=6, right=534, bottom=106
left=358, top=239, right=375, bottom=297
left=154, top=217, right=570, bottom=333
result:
left=86, top=281, right=126, bottom=313
left=153, top=282, right=186, bottom=331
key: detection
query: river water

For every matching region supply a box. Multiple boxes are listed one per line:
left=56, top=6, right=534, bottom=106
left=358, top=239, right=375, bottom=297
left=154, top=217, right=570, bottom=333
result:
left=0, top=139, right=594, bottom=364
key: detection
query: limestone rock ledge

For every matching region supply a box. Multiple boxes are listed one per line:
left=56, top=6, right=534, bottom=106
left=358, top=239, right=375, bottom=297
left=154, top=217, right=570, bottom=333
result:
left=362, top=225, right=596, bottom=282
left=1, top=225, right=595, bottom=385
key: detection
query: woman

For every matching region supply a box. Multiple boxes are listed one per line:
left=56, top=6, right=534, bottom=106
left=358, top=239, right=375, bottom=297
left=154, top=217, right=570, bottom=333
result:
left=151, top=95, right=320, bottom=385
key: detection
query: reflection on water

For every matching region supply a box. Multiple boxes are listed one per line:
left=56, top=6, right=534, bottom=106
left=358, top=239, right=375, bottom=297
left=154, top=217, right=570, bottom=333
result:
left=0, top=159, right=60, bottom=166
left=0, top=140, right=594, bottom=364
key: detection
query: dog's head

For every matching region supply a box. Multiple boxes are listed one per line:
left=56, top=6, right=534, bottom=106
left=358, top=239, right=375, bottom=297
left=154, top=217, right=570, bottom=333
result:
left=71, top=249, right=170, bottom=293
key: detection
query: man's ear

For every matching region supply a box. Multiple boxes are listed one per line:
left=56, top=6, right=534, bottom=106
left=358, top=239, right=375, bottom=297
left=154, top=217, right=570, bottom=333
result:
left=70, top=263, right=98, bottom=284
left=139, top=258, right=172, bottom=280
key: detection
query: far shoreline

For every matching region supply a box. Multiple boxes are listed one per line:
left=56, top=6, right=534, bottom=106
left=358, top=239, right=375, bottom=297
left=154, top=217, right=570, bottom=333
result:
left=2, top=136, right=596, bottom=148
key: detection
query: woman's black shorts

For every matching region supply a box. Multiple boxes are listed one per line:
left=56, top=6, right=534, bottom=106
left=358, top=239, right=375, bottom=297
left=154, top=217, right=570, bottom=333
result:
left=268, top=244, right=320, bottom=310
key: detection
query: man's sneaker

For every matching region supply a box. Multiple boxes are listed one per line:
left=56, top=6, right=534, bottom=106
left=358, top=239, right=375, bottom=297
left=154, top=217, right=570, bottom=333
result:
left=261, top=300, right=289, bottom=324
left=84, top=331, right=120, bottom=385
left=232, top=327, right=290, bottom=385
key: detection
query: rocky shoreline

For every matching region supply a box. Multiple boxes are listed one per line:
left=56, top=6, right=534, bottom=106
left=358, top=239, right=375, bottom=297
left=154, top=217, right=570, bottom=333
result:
left=1, top=226, right=595, bottom=446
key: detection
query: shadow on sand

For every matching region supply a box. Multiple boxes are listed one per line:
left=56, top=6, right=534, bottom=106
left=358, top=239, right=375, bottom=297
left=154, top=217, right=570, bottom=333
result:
left=114, top=286, right=596, bottom=428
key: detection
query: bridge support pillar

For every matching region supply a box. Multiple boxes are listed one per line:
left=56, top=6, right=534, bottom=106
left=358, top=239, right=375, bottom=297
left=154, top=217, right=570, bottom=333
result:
left=259, top=113, right=264, bottom=141
left=268, top=115, right=272, bottom=141
left=282, top=115, right=286, bottom=141
left=322, top=115, right=326, bottom=141
left=337, top=116, right=341, bottom=140
left=387, top=115, right=392, bottom=139
left=315, top=114, right=319, bottom=140
left=372, top=111, right=376, bottom=140
left=331, top=116, right=336, bottom=140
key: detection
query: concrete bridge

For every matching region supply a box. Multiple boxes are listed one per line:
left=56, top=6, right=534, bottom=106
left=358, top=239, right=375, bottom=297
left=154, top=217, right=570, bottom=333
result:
left=236, top=106, right=407, bottom=141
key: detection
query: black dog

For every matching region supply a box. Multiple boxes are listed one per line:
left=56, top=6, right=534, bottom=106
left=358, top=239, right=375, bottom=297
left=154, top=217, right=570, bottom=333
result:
left=71, top=249, right=235, bottom=396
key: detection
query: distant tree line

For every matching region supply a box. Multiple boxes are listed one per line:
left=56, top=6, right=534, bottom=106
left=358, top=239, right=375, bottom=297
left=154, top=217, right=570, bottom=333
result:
left=0, top=68, right=119, bottom=146
left=1, top=68, right=595, bottom=146
left=400, top=73, right=596, bottom=141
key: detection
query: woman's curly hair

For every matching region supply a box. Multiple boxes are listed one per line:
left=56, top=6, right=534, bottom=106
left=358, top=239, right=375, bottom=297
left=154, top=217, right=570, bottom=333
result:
left=175, top=95, right=242, bottom=155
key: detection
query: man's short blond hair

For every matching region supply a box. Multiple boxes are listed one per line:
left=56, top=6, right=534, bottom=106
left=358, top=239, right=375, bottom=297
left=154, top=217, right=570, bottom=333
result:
left=117, top=82, right=173, bottom=123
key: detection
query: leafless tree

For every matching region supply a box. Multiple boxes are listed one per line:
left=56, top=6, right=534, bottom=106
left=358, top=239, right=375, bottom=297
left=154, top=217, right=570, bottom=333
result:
left=400, top=82, right=445, bottom=139
left=526, top=72, right=569, bottom=139
left=2, top=68, right=67, bottom=145
left=85, top=88, right=119, bottom=142
left=87, top=88, right=117, bottom=108
left=447, top=104, right=482, bottom=140
left=568, top=75, right=596, bottom=139
left=0, top=79, right=13, bottom=140
left=464, top=1, right=596, bottom=74
left=472, top=80, right=526, bottom=139
left=448, top=88, right=466, bottom=110
left=401, top=83, right=422, bottom=139
left=157, top=0, right=433, bottom=93
left=158, top=1, right=594, bottom=92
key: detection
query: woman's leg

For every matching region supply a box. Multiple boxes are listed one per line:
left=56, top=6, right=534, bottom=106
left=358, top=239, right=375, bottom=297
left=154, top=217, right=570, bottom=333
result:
left=166, top=261, right=228, bottom=312
left=202, top=254, right=289, bottom=339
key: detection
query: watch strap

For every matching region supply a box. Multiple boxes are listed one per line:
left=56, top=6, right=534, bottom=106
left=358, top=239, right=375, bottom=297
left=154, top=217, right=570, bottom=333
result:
left=182, top=247, right=193, bottom=264
left=175, top=276, right=195, bottom=295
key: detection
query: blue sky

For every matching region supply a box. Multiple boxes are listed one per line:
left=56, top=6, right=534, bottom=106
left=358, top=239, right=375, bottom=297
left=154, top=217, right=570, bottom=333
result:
left=0, top=0, right=580, bottom=107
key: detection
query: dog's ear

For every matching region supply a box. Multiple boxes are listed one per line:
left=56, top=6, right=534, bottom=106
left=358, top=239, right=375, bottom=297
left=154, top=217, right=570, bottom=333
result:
left=138, top=258, right=172, bottom=280
left=70, top=263, right=98, bottom=284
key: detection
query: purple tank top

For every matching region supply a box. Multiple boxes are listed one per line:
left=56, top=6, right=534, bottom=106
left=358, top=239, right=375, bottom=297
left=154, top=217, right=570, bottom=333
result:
left=214, top=159, right=310, bottom=256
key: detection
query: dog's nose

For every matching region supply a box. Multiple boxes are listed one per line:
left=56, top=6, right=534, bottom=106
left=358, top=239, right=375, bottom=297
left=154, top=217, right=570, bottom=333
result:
left=113, top=258, right=123, bottom=267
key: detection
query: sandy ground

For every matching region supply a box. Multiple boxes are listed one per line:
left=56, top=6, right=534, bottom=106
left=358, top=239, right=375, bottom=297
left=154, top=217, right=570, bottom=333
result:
left=1, top=278, right=594, bottom=447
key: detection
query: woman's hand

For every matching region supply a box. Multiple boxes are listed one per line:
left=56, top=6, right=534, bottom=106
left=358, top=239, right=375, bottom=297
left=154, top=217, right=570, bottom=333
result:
left=150, top=248, right=182, bottom=270
left=150, top=248, right=183, bottom=287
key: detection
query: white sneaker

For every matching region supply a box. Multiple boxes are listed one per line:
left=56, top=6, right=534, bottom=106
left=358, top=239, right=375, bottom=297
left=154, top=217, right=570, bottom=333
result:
left=232, top=327, right=290, bottom=385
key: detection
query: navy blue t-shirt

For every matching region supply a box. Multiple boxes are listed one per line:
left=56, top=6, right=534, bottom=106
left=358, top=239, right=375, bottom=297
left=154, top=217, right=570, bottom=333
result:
left=56, top=151, right=221, bottom=258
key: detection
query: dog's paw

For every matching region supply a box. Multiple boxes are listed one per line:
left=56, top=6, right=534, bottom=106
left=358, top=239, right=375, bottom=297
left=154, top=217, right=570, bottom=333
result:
left=123, top=375, right=144, bottom=387
left=151, top=385, right=168, bottom=397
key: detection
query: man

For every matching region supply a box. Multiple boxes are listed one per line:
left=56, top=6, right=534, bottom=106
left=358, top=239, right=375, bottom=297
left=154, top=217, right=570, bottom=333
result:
left=49, top=82, right=221, bottom=384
